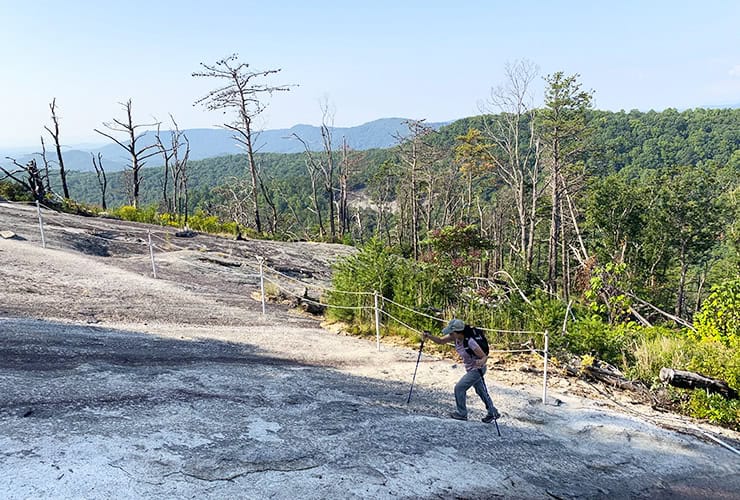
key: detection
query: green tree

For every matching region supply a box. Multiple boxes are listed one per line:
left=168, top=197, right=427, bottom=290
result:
left=540, top=72, right=594, bottom=299
left=648, top=165, right=727, bottom=317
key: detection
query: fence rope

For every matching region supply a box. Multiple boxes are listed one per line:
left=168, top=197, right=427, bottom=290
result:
left=379, top=309, right=423, bottom=335
left=381, top=296, right=446, bottom=323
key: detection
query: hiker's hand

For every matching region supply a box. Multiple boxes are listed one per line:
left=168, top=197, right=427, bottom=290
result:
left=422, top=330, right=430, bottom=339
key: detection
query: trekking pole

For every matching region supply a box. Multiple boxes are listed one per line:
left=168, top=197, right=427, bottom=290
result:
left=406, top=334, right=426, bottom=404
left=478, top=368, right=501, bottom=437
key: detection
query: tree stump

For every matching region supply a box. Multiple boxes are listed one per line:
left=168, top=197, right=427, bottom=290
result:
left=659, top=368, right=738, bottom=400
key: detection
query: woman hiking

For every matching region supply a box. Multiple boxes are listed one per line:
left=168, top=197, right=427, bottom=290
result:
left=423, top=318, right=501, bottom=423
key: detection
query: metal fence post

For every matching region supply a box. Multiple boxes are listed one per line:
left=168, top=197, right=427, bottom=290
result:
left=258, top=257, right=266, bottom=315
left=147, top=230, right=157, bottom=279
left=36, top=200, right=46, bottom=249
left=542, top=329, right=549, bottom=404
left=374, top=291, right=381, bottom=352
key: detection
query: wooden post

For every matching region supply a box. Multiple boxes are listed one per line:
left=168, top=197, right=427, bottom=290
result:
left=147, top=230, right=157, bottom=279
left=36, top=200, right=46, bottom=249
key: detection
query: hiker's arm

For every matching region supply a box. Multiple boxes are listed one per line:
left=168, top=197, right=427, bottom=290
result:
left=472, top=344, right=488, bottom=368
left=422, top=331, right=452, bottom=345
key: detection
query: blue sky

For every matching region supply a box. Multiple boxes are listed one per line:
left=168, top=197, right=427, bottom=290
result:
left=1, top=0, right=738, bottom=147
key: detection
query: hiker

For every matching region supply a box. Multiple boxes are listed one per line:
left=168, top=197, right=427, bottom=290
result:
left=423, top=318, right=501, bottom=423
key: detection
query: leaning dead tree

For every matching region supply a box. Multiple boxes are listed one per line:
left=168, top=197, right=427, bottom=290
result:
left=44, top=98, right=70, bottom=199
left=193, top=54, right=295, bottom=234
left=94, top=99, right=160, bottom=209
left=1, top=158, right=47, bottom=201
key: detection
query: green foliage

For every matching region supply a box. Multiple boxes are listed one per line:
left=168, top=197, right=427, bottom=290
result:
left=687, top=339, right=740, bottom=390
left=326, top=238, right=398, bottom=323
left=59, top=198, right=100, bottom=216
left=626, top=327, right=738, bottom=427
left=685, top=391, right=739, bottom=431
left=564, top=316, right=638, bottom=367
left=0, top=180, right=32, bottom=201
left=583, top=262, right=633, bottom=323
left=627, top=329, right=693, bottom=385
left=692, top=278, right=740, bottom=348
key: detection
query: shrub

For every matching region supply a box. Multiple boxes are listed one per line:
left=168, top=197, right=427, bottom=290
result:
left=0, top=180, right=32, bottom=201
left=627, top=329, right=693, bottom=385
left=326, top=238, right=397, bottom=323
left=685, top=391, right=740, bottom=431
left=564, top=316, right=638, bottom=367
left=692, top=278, right=740, bottom=349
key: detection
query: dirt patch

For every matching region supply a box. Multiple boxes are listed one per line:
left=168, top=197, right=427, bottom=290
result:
left=1, top=201, right=738, bottom=499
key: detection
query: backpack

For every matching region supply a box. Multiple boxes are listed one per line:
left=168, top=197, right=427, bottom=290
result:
left=462, top=325, right=489, bottom=357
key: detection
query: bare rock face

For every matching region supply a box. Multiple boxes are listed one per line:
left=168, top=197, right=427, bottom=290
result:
left=0, top=202, right=739, bottom=499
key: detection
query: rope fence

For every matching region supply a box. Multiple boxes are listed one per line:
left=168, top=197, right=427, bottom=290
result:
left=2, top=200, right=553, bottom=403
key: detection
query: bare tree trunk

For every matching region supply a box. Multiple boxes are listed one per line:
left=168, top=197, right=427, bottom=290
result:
left=39, top=136, right=52, bottom=194
left=44, top=98, right=70, bottom=199
left=547, top=153, right=561, bottom=295
left=338, top=139, right=351, bottom=237
left=675, top=240, right=688, bottom=318
left=319, top=118, right=336, bottom=240
left=244, top=124, right=262, bottom=233
left=257, top=170, right=278, bottom=236
left=560, top=189, right=570, bottom=301
left=90, top=152, right=108, bottom=210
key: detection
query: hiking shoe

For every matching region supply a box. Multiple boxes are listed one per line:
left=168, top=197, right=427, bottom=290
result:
left=449, top=412, right=468, bottom=421
left=482, top=409, right=501, bottom=423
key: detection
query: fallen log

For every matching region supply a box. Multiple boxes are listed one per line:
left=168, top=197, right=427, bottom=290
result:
left=582, top=364, right=647, bottom=393
left=659, top=368, right=738, bottom=400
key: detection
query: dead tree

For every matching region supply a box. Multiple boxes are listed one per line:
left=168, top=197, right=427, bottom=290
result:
left=90, top=153, right=108, bottom=210
left=337, top=138, right=360, bottom=238
left=171, top=128, right=190, bottom=226
left=319, top=108, right=337, bottom=239
left=477, top=60, right=544, bottom=275
left=44, top=98, right=70, bottom=199
left=154, top=123, right=175, bottom=212
left=294, top=138, right=326, bottom=238
left=154, top=116, right=189, bottom=214
left=38, top=136, right=53, bottom=193
left=394, top=119, right=436, bottom=260
left=94, top=99, right=160, bottom=209
left=290, top=100, right=343, bottom=240
left=193, top=54, right=295, bottom=234
left=1, top=158, right=46, bottom=201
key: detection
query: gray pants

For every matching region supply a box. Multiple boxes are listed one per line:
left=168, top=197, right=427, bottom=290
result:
left=454, top=366, right=496, bottom=418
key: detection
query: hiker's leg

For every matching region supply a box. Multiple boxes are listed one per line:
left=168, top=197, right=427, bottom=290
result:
left=473, top=368, right=498, bottom=417
left=454, top=370, right=478, bottom=417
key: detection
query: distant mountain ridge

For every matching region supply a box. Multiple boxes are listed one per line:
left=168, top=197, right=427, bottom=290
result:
left=2, top=118, right=449, bottom=173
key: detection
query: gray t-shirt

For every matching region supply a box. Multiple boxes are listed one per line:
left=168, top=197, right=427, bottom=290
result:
left=454, top=337, right=482, bottom=372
